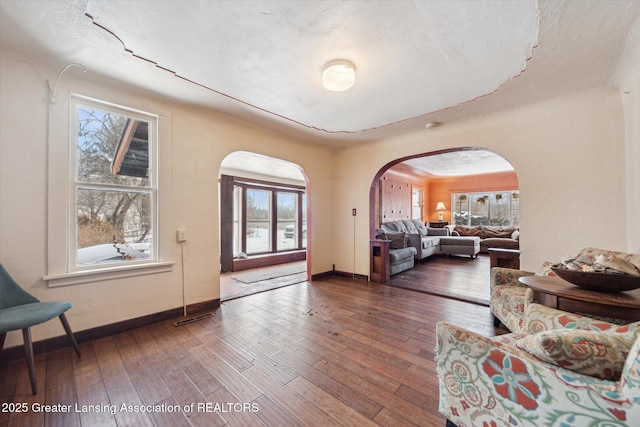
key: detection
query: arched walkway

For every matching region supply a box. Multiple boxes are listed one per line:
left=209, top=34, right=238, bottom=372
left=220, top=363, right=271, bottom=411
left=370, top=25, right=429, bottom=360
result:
left=219, top=151, right=310, bottom=300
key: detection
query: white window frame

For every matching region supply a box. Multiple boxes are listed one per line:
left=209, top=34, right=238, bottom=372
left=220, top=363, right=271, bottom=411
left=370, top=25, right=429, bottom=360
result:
left=450, top=190, right=520, bottom=227
left=45, top=93, right=173, bottom=286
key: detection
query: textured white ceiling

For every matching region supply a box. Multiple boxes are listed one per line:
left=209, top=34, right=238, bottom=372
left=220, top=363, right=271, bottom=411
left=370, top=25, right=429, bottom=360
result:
left=220, top=149, right=512, bottom=181
left=1, top=0, right=638, bottom=148
left=403, top=150, right=514, bottom=177
left=221, top=151, right=305, bottom=182
left=80, top=0, right=538, bottom=133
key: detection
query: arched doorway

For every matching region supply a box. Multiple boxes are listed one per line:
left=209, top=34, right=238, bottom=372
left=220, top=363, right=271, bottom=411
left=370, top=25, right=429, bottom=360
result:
left=369, top=147, right=519, bottom=304
left=219, top=151, right=310, bottom=300
left=370, top=147, right=518, bottom=234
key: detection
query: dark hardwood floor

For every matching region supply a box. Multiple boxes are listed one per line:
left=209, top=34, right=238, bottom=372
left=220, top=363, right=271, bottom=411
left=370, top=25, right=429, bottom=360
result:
left=388, top=254, right=490, bottom=306
left=1, top=260, right=501, bottom=427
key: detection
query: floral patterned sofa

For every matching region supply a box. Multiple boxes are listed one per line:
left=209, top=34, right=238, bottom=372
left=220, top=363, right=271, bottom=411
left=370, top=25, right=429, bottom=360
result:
left=436, top=303, right=640, bottom=427
left=490, top=247, right=640, bottom=333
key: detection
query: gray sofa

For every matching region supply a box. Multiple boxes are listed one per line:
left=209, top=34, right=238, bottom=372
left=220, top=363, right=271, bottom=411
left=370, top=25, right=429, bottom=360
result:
left=445, top=225, right=519, bottom=253
left=372, top=231, right=417, bottom=276
left=375, top=219, right=482, bottom=276
left=388, top=245, right=417, bottom=276
left=379, top=219, right=448, bottom=260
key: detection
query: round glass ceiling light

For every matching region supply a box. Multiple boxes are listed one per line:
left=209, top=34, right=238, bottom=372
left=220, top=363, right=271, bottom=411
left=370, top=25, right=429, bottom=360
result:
left=322, top=59, right=356, bottom=92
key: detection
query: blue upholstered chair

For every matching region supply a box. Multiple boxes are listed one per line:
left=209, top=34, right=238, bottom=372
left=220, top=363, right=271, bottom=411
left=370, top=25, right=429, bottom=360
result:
left=0, top=263, right=80, bottom=394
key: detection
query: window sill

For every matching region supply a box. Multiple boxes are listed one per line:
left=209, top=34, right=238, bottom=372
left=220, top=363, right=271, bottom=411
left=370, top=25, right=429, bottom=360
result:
left=44, top=261, right=175, bottom=287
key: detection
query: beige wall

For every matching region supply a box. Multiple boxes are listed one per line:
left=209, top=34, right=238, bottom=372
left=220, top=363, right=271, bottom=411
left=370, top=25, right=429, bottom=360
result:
left=1, top=32, right=638, bottom=349
left=0, top=48, right=334, bottom=348
left=613, top=15, right=640, bottom=254
left=333, top=87, right=629, bottom=275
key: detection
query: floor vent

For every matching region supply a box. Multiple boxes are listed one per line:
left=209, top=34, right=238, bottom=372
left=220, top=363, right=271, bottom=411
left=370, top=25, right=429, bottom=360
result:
left=173, top=312, right=214, bottom=327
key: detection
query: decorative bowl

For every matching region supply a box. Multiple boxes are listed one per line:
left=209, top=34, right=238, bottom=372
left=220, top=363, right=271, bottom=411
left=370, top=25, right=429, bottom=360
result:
left=551, top=266, right=640, bottom=292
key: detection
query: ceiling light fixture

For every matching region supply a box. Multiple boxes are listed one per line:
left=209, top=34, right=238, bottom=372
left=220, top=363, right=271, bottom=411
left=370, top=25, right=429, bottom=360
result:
left=322, top=59, right=356, bottom=92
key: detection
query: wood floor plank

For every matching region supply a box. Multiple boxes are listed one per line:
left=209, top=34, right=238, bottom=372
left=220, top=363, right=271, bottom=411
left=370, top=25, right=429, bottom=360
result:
left=206, top=386, right=265, bottom=427
left=126, top=361, right=172, bottom=404
left=287, top=375, right=380, bottom=426
left=339, top=329, right=431, bottom=368
left=221, top=333, right=298, bottom=384
left=311, top=346, right=402, bottom=394
left=3, top=255, right=502, bottom=426
left=241, top=366, right=343, bottom=427
left=73, top=381, right=118, bottom=427
left=72, top=344, right=118, bottom=427
left=40, top=348, right=80, bottom=427
left=111, top=332, right=173, bottom=406
left=173, top=351, right=225, bottom=398
left=187, top=328, right=255, bottom=372
left=6, top=354, right=46, bottom=427
left=271, top=348, right=383, bottom=419
left=91, top=337, right=127, bottom=382
left=152, top=357, right=207, bottom=410
left=129, top=327, right=171, bottom=366
left=189, top=344, right=263, bottom=403
left=312, top=357, right=441, bottom=426
left=253, top=394, right=302, bottom=427
left=103, top=374, right=154, bottom=427
left=372, top=406, right=421, bottom=427
left=147, top=396, right=192, bottom=427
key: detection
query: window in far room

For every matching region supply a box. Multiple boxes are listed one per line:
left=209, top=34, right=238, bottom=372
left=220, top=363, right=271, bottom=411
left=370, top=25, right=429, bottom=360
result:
left=412, top=188, right=423, bottom=220
left=232, top=180, right=306, bottom=257
left=72, top=96, right=157, bottom=268
left=452, top=191, right=519, bottom=227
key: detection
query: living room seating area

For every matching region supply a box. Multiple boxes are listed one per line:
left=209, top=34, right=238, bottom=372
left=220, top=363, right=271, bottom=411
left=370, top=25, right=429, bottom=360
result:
left=376, top=219, right=482, bottom=277
left=490, top=247, right=640, bottom=333
left=434, top=246, right=640, bottom=425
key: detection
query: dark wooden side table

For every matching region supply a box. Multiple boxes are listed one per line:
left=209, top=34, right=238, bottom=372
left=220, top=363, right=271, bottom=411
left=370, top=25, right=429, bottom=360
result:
left=489, top=248, right=520, bottom=270
left=519, top=275, right=640, bottom=321
left=370, top=240, right=390, bottom=283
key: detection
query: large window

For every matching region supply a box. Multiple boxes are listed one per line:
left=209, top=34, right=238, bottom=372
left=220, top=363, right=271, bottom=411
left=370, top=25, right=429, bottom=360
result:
left=72, top=97, right=157, bottom=268
left=452, top=191, right=519, bottom=226
left=233, top=180, right=306, bottom=256
left=246, top=188, right=272, bottom=253
left=276, top=192, right=297, bottom=252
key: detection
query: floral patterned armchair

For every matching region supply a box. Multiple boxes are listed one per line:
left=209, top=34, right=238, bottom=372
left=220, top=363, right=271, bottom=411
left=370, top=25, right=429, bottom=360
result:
left=436, top=304, right=640, bottom=426
left=489, top=266, right=535, bottom=332
left=490, top=247, right=640, bottom=333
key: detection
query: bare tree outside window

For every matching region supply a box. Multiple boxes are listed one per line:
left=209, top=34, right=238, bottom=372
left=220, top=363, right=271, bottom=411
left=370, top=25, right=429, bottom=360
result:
left=75, top=104, right=154, bottom=266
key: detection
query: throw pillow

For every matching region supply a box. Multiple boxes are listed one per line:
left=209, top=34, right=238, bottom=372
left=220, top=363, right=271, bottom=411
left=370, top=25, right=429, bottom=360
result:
left=454, top=225, right=483, bottom=237
left=524, top=303, right=629, bottom=333
left=515, top=329, right=635, bottom=380
left=535, top=261, right=557, bottom=276
left=385, top=232, right=407, bottom=249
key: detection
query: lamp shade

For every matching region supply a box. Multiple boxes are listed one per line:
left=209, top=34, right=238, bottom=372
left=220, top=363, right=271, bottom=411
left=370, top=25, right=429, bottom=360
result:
left=322, top=60, right=356, bottom=91
left=436, top=202, right=447, bottom=221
